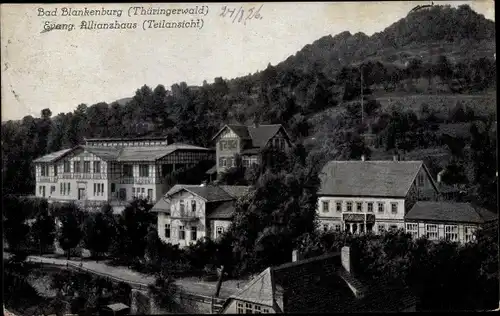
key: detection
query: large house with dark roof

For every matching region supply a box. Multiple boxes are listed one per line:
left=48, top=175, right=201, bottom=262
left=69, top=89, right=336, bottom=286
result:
left=151, top=184, right=250, bottom=247
left=32, top=136, right=214, bottom=210
left=404, top=201, right=498, bottom=243
left=317, top=158, right=439, bottom=234
left=210, top=124, right=292, bottom=176
left=221, top=247, right=416, bottom=313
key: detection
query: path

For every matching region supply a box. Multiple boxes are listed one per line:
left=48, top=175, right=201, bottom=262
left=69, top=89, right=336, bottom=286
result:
left=4, top=252, right=242, bottom=299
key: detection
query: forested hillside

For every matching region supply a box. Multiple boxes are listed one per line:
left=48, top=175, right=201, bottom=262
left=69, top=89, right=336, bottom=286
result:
left=2, top=4, right=496, bottom=209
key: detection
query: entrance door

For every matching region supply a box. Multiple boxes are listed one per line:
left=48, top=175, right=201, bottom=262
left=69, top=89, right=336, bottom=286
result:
left=78, top=188, right=85, bottom=200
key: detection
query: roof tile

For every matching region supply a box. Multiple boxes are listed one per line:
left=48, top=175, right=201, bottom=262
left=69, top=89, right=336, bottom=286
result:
left=405, top=201, right=497, bottom=224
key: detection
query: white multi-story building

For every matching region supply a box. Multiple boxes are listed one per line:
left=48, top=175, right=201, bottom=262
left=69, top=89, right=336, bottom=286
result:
left=152, top=184, right=250, bottom=247
left=317, top=157, right=440, bottom=234
left=33, top=137, right=215, bottom=210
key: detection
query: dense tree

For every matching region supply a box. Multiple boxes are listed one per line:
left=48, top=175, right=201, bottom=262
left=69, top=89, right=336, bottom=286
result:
left=82, top=207, right=115, bottom=260
left=30, top=199, right=56, bottom=255
left=57, top=203, right=84, bottom=260
left=3, top=195, right=32, bottom=254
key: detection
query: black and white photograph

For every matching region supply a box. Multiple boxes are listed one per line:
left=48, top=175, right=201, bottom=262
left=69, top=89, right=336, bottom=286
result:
left=1, top=1, right=498, bottom=314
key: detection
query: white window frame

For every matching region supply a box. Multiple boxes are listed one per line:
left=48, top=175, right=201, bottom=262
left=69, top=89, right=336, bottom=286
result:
left=335, top=224, right=341, bottom=232
left=336, top=201, right=342, bottom=212
left=378, top=202, right=384, bottom=213
left=425, top=224, right=438, bottom=240
left=391, top=202, right=398, bottom=214
left=464, top=226, right=476, bottom=242
left=237, top=302, right=244, bottom=314
left=356, top=202, right=363, bottom=212
left=322, top=201, right=329, bottom=213
left=216, top=226, right=224, bottom=238
left=346, top=201, right=353, bottom=212
left=378, top=224, right=386, bottom=232
left=367, top=202, right=373, bottom=212
left=444, top=225, right=458, bottom=242
left=178, top=226, right=185, bottom=240
left=406, top=223, right=419, bottom=238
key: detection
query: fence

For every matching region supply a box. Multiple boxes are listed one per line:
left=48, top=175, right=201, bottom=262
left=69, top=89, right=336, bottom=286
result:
left=26, top=257, right=227, bottom=314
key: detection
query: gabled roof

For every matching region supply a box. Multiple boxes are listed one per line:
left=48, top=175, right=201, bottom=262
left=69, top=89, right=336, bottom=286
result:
left=211, top=124, right=290, bottom=149
left=224, top=251, right=417, bottom=313
left=164, top=184, right=251, bottom=203
left=34, top=142, right=212, bottom=163
left=319, top=161, right=427, bottom=198
left=150, top=197, right=171, bottom=214
left=206, top=201, right=236, bottom=219
left=405, top=201, right=498, bottom=224
left=33, top=147, right=79, bottom=163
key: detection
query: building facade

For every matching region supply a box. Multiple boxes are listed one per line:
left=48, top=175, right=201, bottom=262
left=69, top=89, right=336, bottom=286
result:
left=404, top=201, right=498, bottom=244
left=152, top=184, right=250, bottom=247
left=33, top=137, right=214, bottom=209
left=317, top=159, right=439, bottom=234
left=210, top=124, right=292, bottom=175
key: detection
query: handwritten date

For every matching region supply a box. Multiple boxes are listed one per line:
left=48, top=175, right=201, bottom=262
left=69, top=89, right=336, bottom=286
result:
left=220, top=4, right=263, bottom=25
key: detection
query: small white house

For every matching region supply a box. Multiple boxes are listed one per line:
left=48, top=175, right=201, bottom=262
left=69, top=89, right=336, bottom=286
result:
left=151, top=184, right=250, bottom=247
left=404, top=201, right=498, bottom=243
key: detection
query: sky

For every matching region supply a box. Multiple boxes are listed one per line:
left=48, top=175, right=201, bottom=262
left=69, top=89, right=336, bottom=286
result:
left=1, top=1, right=495, bottom=121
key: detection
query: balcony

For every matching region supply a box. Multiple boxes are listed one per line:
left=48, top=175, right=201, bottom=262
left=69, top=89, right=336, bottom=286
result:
left=170, top=210, right=199, bottom=222
left=342, top=213, right=375, bottom=223
left=39, top=176, right=57, bottom=183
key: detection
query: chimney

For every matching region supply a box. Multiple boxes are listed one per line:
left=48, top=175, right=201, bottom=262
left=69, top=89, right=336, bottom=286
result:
left=341, top=246, right=352, bottom=273
left=166, top=134, right=174, bottom=145
left=361, top=155, right=365, bottom=162
left=292, top=249, right=300, bottom=262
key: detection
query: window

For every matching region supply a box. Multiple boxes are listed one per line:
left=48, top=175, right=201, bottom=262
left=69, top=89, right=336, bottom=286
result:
left=111, top=183, right=116, bottom=193
left=93, top=161, right=101, bottom=173
left=237, top=302, right=244, bottom=314
left=67, top=183, right=70, bottom=194
left=255, top=305, right=261, bottom=314
left=243, top=158, right=249, bottom=167
left=378, top=202, right=384, bottom=213
left=54, top=166, right=58, bottom=176
left=346, top=201, right=353, bottom=212
left=418, top=173, right=424, bottom=187
left=335, top=224, right=341, bottom=232
left=425, top=224, right=438, bottom=240
left=323, top=224, right=329, bottom=232
left=41, top=165, right=46, bottom=176
left=51, top=186, right=56, bottom=193
left=336, top=201, right=342, bottom=212
left=74, top=161, right=81, bottom=173
left=445, top=225, right=458, bottom=241
left=367, top=202, right=373, bottom=212
left=178, top=226, right=185, bottom=240
left=378, top=224, right=386, bottom=232
left=132, top=188, right=136, bottom=197
left=219, top=142, right=224, bottom=151
left=64, top=161, right=70, bottom=173
left=391, top=202, right=398, bottom=214
left=389, top=225, right=398, bottom=231
left=245, top=302, right=252, bottom=314
left=139, top=164, right=149, bottom=177
left=465, top=226, right=476, bottom=242
left=322, top=201, right=329, bottom=212
left=356, top=202, right=362, bottom=212
left=180, top=200, right=185, bottom=213
left=122, top=165, right=133, bottom=177
left=191, top=200, right=196, bottom=212
left=366, top=223, right=373, bottom=232
left=83, top=161, right=90, bottom=173
left=190, top=226, right=197, bottom=241
left=148, top=189, right=153, bottom=200
left=94, top=183, right=97, bottom=196
left=221, top=158, right=227, bottom=167
left=141, top=188, right=145, bottom=195
left=280, top=138, right=285, bottom=149
left=406, top=223, right=418, bottom=238
left=164, top=224, right=170, bottom=238
left=216, top=226, right=224, bottom=238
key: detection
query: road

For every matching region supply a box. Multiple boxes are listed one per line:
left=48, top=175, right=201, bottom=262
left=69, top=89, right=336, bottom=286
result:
left=4, top=253, right=242, bottom=299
